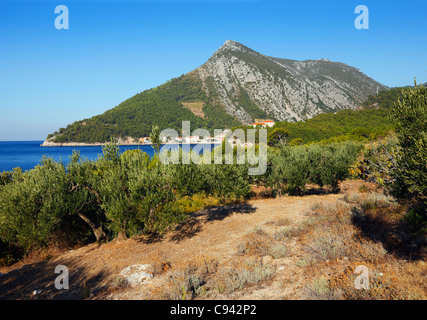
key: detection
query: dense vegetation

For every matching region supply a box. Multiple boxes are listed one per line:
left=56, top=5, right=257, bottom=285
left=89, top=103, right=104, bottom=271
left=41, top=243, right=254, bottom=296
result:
left=360, top=86, right=405, bottom=110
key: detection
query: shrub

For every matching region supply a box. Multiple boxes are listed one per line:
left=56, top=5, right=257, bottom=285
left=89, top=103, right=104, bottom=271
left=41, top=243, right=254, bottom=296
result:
left=301, top=202, right=388, bottom=263
left=303, top=277, right=342, bottom=300
left=97, top=148, right=185, bottom=238
left=389, top=83, right=427, bottom=203
left=264, top=141, right=362, bottom=196
left=265, top=146, right=308, bottom=195
left=269, top=243, right=288, bottom=259
left=307, top=142, right=363, bottom=191
left=273, top=227, right=294, bottom=240
left=0, top=158, right=71, bottom=251
left=0, top=170, right=14, bottom=186
left=238, top=228, right=274, bottom=257
left=153, top=255, right=217, bottom=300
left=214, top=258, right=275, bottom=294
left=350, top=135, right=400, bottom=190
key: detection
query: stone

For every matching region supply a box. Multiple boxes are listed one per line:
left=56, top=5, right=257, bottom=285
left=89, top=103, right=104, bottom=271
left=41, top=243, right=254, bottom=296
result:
left=119, top=264, right=153, bottom=287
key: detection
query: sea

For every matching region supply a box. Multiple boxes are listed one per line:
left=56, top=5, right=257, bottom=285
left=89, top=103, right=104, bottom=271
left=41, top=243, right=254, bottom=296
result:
left=0, top=141, right=218, bottom=172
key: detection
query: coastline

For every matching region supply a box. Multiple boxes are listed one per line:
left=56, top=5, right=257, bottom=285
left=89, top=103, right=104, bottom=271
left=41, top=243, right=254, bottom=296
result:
left=40, top=141, right=221, bottom=147
left=40, top=141, right=152, bottom=147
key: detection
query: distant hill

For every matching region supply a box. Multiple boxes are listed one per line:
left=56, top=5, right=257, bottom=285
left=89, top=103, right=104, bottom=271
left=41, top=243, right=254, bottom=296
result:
left=46, top=40, right=388, bottom=144
left=359, top=86, right=406, bottom=110
left=260, top=86, right=416, bottom=144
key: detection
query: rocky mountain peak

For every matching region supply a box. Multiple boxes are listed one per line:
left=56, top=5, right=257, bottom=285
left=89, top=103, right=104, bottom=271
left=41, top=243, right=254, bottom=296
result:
left=211, top=40, right=248, bottom=56
left=199, top=41, right=388, bottom=124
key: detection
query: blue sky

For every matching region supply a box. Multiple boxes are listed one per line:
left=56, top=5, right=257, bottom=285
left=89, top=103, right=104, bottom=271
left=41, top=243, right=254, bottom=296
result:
left=0, top=0, right=426, bottom=140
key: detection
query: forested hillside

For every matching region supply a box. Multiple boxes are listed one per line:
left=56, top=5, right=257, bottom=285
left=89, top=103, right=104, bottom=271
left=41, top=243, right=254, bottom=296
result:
left=50, top=72, right=241, bottom=143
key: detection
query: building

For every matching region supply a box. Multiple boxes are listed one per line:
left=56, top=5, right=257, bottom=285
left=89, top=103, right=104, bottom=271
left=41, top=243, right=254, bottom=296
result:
left=250, top=120, right=275, bottom=128
left=183, top=136, right=200, bottom=144
left=262, top=120, right=275, bottom=128
left=139, top=137, right=151, bottom=144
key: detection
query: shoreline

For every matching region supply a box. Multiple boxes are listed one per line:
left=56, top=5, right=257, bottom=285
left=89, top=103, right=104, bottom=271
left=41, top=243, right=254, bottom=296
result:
left=40, top=141, right=221, bottom=147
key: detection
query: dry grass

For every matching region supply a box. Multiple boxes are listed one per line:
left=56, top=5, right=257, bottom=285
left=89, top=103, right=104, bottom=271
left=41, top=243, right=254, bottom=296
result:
left=237, top=227, right=289, bottom=260
left=328, top=261, right=426, bottom=300
left=296, top=189, right=426, bottom=300
left=182, top=102, right=205, bottom=118
left=302, top=277, right=342, bottom=300
left=237, top=228, right=275, bottom=257
left=300, top=200, right=388, bottom=263
left=344, top=191, right=396, bottom=209
left=213, top=257, right=275, bottom=294
left=150, top=254, right=218, bottom=300
left=265, top=217, right=291, bottom=227
left=149, top=254, right=276, bottom=299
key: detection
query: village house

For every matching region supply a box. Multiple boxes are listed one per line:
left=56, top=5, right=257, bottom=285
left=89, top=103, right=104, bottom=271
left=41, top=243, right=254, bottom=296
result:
left=250, top=120, right=275, bottom=128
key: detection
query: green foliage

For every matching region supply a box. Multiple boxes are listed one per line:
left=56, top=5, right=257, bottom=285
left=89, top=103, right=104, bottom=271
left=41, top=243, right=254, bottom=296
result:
left=270, top=146, right=309, bottom=195
left=0, top=170, right=13, bottom=186
left=102, top=139, right=120, bottom=164
left=0, top=158, right=70, bottom=251
left=49, top=73, right=240, bottom=143
left=361, top=87, right=405, bottom=110
left=275, top=106, right=393, bottom=144
left=162, top=148, right=250, bottom=199
left=150, top=125, right=161, bottom=153
left=0, top=141, right=254, bottom=255
left=307, top=143, right=362, bottom=190
left=349, top=135, right=400, bottom=188
left=389, top=83, right=427, bottom=203
left=289, top=138, right=303, bottom=146
left=262, top=141, right=363, bottom=195
left=267, top=128, right=288, bottom=147
left=350, top=84, right=426, bottom=229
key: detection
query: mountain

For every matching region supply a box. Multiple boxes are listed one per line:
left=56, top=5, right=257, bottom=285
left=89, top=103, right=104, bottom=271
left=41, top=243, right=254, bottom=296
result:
left=45, top=40, right=388, bottom=144
left=198, top=40, right=387, bottom=123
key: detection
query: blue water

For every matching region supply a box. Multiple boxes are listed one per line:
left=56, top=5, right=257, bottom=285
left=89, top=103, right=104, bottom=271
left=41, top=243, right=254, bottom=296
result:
left=0, top=141, right=218, bottom=172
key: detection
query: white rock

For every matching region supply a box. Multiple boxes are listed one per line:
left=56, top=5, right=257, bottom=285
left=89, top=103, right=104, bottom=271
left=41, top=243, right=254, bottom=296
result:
left=33, top=289, right=42, bottom=295
left=119, top=264, right=153, bottom=287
